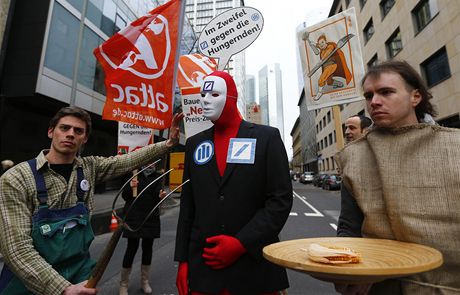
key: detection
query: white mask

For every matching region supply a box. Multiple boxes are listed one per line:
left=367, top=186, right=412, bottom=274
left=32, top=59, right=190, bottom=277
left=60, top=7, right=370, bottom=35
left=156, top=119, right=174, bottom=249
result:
left=200, top=76, right=227, bottom=121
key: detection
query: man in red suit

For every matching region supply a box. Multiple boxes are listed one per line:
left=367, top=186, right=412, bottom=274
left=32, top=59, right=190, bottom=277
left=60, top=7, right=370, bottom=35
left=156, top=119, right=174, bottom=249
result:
left=175, top=71, right=292, bottom=295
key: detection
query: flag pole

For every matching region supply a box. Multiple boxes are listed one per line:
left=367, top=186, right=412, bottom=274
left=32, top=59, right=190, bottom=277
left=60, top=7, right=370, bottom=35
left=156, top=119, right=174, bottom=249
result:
left=171, top=0, right=186, bottom=113
left=333, top=105, right=344, bottom=150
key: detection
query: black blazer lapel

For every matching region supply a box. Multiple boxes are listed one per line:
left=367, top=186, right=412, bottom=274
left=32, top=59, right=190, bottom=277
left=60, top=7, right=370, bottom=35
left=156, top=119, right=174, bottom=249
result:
left=202, top=126, right=221, bottom=185
left=221, top=121, right=255, bottom=186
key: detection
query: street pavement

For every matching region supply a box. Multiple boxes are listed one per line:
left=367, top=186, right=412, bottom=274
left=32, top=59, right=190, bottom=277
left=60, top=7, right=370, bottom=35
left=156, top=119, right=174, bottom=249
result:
left=0, top=188, right=180, bottom=270
left=0, top=182, right=341, bottom=294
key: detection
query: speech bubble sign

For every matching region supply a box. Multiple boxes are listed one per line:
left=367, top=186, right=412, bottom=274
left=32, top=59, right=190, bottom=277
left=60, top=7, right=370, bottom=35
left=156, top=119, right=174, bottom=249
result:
left=198, top=7, right=264, bottom=71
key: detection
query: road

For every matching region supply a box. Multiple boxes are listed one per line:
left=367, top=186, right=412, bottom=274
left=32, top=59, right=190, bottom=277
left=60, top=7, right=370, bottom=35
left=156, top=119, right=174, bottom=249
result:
left=93, top=181, right=341, bottom=294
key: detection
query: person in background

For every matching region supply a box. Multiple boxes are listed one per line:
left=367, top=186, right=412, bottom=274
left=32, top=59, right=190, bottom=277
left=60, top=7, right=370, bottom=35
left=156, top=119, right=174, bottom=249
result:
left=335, top=60, right=459, bottom=294
left=119, top=164, right=167, bottom=295
left=174, top=71, right=292, bottom=295
left=344, top=115, right=372, bottom=143
left=0, top=106, right=183, bottom=295
left=0, top=159, right=14, bottom=176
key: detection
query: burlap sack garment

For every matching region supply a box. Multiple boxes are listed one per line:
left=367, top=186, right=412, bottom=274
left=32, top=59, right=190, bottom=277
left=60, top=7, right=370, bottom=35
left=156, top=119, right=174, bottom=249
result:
left=337, top=124, right=460, bottom=295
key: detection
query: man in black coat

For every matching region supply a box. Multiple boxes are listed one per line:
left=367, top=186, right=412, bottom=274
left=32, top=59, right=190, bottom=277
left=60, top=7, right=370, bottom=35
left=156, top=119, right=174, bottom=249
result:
left=175, top=71, right=293, bottom=295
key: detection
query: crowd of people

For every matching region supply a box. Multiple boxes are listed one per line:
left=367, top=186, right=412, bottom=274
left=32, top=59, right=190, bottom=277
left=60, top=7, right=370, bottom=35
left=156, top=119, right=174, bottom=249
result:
left=0, top=60, right=458, bottom=295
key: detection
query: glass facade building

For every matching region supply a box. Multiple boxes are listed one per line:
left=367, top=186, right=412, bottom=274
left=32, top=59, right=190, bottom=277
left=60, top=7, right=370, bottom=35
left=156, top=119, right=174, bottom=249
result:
left=184, top=0, right=247, bottom=116
left=0, top=0, right=196, bottom=162
left=258, top=63, right=284, bottom=141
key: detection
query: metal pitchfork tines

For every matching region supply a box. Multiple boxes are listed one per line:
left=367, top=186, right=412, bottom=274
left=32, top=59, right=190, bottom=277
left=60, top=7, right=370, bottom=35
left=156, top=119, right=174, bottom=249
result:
left=85, top=162, right=190, bottom=288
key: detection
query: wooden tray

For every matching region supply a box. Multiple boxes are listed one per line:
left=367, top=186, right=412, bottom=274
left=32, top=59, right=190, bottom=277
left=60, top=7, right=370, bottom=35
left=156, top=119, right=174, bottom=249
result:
left=263, top=237, right=443, bottom=284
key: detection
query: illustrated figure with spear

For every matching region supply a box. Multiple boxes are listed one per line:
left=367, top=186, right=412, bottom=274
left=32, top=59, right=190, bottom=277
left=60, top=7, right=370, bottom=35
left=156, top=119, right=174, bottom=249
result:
left=304, top=32, right=353, bottom=101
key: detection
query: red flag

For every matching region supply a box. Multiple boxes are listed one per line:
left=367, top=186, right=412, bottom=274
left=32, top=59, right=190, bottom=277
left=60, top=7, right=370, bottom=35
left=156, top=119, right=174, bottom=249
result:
left=177, top=54, right=217, bottom=89
left=94, top=0, right=181, bottom=129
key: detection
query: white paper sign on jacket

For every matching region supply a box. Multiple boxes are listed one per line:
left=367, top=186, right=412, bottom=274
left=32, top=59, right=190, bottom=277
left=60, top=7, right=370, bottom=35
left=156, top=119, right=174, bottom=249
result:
left=297, top=7, right=365, bottom=110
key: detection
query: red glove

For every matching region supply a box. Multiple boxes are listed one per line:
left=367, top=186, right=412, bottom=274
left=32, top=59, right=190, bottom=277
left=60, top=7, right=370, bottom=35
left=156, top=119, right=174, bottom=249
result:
left=202, top=235, right=246, bottom=269
left=176, top=262, right=189, bottom=295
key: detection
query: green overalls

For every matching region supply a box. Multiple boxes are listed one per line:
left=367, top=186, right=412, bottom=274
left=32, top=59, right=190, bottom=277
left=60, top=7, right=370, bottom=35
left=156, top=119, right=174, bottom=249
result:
left=0, top=159, right=96, bottom=294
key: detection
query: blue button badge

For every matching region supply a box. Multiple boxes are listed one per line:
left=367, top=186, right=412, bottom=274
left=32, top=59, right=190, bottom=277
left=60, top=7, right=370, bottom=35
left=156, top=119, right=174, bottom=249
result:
left=226, top=138, right=256, bottom=164
left=194, top=140, right=214, bottom=165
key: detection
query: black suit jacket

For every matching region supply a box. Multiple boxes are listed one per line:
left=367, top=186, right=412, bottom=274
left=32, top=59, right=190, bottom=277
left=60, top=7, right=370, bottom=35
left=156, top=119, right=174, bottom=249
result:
left=174, top=120, right=293, bottom=294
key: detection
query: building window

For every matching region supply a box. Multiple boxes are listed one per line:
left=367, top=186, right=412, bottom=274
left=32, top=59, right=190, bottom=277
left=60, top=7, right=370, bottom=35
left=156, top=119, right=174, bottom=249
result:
left=79, top=27, right=104, bottom=92
left=421, top=47, right=451, bottom=87
left=367, top=54, right=378, bottom=69
left=360, top=0, right=367, bottom=9
left=323, top=117, right=326, bottom=127
left=412, top=0, right=439, bottom=33
left=386, top=28, right=402, bottom=58
left=68, top=0, right=83, bottom=12
left=327, top=111, right=331, bottom=123
left=363, top=19, right=374, bottom=43
left=380, top=0, right=395, bottom=19
left=44, top=3, right=80, bottom=80
left=328, top=133, right=333, bottom=145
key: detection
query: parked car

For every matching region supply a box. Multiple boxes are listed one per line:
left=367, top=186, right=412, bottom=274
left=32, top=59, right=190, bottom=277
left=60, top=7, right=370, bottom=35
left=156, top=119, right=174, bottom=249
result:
left=313, top=174, right=327, bottom=187
left=299, top=172, right=315, bottom=184
left=322, top=174, right=342, bottom=190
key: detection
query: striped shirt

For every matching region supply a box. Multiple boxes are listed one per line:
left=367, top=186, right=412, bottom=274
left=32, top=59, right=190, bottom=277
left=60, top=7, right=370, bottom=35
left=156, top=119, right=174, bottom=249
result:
left=0, top=141, right=169, bottom=294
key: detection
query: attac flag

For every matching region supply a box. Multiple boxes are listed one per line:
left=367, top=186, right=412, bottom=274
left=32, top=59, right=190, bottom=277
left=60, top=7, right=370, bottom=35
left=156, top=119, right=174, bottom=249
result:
left=177, top=54, right=217, bottom=89
left=94, top=0, right=182, bottom=129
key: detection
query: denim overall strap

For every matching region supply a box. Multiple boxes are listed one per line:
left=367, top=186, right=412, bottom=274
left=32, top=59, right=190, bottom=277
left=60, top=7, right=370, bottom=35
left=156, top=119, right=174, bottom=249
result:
left=0, top=160, right=95, bottom=295
left=27, top=159, right=48, bottom=206
left=76, top=165, right=85, bottom=203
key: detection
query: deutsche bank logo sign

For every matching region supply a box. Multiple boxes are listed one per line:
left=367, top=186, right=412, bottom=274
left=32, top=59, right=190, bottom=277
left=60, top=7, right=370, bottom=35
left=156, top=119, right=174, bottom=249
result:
left=194, top=140, right=214, bottom=165
left=227, top=138, right=256, bottom=164
left=203, top=81, right=214, bottom=91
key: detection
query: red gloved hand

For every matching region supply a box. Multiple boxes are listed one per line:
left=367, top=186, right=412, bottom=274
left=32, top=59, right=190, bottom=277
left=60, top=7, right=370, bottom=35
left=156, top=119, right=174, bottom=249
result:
left=176, top=262, right=189, bottom=295
left=202, top=235, right=246, bottom=269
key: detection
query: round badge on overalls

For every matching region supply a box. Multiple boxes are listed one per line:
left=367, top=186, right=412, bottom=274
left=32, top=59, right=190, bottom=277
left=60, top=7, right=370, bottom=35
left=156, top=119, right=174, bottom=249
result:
left=194, top=140, right=214, bottom=165
left=80, top=179, right=90, bottom=191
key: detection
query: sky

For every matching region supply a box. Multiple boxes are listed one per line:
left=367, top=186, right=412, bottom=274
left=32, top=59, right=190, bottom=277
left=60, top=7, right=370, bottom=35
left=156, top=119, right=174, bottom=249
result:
left=243, top=0, right=334, bottom=159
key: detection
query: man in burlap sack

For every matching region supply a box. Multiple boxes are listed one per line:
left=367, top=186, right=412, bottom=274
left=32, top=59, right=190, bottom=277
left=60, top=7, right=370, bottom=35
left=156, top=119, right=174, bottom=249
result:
left=335, top=60, right=460, bottom=295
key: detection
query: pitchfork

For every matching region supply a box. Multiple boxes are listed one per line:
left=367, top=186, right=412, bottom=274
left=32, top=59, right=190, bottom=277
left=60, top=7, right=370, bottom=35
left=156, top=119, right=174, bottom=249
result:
left=85, top=160, right=189, bottom=288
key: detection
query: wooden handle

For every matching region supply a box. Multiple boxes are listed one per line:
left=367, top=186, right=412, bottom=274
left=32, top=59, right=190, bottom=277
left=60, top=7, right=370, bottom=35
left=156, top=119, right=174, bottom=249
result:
left=85, top=225, right=123, bottom=288
left=132, top=170, right=138, bottom=197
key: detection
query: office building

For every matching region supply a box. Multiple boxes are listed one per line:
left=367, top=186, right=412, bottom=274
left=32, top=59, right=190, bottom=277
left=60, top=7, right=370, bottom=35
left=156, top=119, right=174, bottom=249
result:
left=258, top=63, right=284, bottom=141
left=0, top=0, right=196, bottom=163
left=246, top=102, right=261, bottom=124
left=313, top=0, right=460, bottom=173
left=245, top=74, right=256, bottom=104
left=185, top=0, right=247, bottom=116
